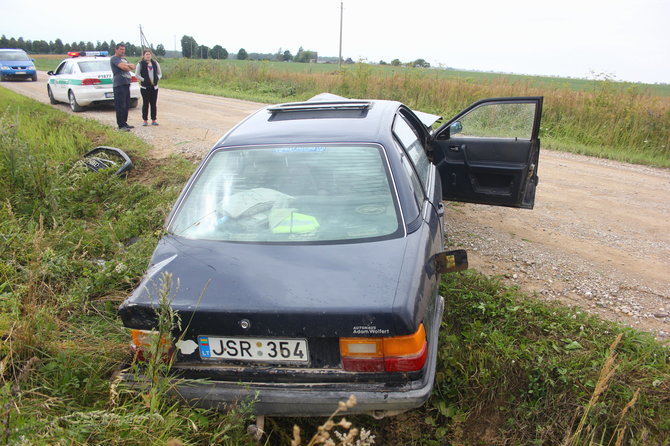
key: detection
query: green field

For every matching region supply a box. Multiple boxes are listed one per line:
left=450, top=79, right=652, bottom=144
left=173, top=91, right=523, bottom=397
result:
left=33, top=55, right=670, bottom=168
left=33, top=54, right=670, bottom=97
left=1, top=82, right=669, bottom=445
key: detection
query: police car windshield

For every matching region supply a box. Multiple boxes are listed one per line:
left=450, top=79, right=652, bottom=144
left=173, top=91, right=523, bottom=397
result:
left=78, top=60, right=111, bottom=73
left=0, top=51, right=30, bottom=61
left=169, top=144, right=402, bottom=243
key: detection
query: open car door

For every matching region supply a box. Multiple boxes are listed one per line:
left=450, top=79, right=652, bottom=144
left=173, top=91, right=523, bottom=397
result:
left=432, top=97, right=543, bottom=209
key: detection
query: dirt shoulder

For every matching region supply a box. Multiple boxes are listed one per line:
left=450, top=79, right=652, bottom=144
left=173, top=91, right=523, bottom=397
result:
left=3, top=74, right=669, bottom=339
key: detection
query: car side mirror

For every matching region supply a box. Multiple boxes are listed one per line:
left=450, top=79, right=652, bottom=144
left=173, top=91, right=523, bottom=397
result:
left=450, top=121, right=463, bottom=135
left=435, top=249, right=468, bottom=274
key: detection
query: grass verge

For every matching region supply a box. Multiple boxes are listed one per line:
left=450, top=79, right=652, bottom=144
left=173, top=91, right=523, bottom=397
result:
left=0, top=87, right=256, bottom=445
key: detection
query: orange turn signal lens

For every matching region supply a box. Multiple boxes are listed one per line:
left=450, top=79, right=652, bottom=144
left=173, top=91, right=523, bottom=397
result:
left=130, top=329, right=173, bottom=362
left=382, top=324, right=426, bottom=357
left=339, top=324, right=427, bottom=372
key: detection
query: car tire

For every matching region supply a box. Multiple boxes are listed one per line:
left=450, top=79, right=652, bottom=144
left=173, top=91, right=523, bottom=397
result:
left=68, top=90, right=84, bottom=112
left=0, top=74, right=4, bottom=82
left=47, top=86, right=57, bottom=104
left=130, top=98, right=138, bottom=109
left=31, top=74, right=38, bottom=82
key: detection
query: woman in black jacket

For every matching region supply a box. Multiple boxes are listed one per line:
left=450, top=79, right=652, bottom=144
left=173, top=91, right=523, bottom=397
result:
left=135, top=50, right=162, bottom=126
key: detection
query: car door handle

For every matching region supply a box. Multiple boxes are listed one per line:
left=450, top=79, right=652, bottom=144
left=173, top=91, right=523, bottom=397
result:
left=448, top=145, right=460, bottom=152
left=437, top=202, right=444, bottom=217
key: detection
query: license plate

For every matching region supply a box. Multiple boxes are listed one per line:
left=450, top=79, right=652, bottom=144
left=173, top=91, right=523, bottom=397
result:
left=198, top=336, right=309, bottom=364
left=105, top=92, right=114, bottom=98
left=15, top=71, right=25, bottom=74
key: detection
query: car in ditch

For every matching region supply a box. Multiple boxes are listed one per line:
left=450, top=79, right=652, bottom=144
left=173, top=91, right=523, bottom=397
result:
left=0, top=48, right=37, bottom=81
left=118, top=93, right=543, bottom=417
left=46, top=51, right=140, bottom=112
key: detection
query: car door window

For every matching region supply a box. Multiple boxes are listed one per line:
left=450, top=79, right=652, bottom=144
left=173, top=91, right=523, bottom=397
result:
left=55, top=62, right=67, bottom=75
left=396, top=141, right=425, bottom=210
left=59, top=62, right=74, bottom=75
left=393, top=115, right=431, bottom=191
left=451, top=103, right=536, bottom=139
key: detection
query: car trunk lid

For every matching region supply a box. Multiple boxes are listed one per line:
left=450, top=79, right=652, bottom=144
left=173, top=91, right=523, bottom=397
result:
left=119, top=235, right=413, bottom=338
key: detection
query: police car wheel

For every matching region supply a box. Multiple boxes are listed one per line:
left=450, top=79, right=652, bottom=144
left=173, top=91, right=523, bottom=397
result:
left=130, top=98, right=138, bottom=108
left=69, top=91, right=84, bottom=112
left=47, top=86, right=57, bottom=104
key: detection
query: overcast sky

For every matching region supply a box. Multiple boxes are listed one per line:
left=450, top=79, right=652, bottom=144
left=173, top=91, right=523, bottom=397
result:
left=2, top=0, right=668, bottom=84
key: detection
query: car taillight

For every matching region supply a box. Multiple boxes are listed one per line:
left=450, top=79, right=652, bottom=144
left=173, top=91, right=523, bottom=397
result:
left=130, top=329, right=173, bottom=362
left=339, top=324, right=428, bottom=372
left=131, top=76, right=138, bottom=82
left=81, top=78, right=101, bottom=86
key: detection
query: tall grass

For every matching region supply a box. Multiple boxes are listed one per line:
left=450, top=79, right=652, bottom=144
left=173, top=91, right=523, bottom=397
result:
left=159, top=59, right=670, bottom=167
left=0, top=88, right=257, bottom=445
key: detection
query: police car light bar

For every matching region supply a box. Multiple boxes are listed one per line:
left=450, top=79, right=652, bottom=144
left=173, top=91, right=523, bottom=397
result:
left=67, top=51, right=109, bottom=58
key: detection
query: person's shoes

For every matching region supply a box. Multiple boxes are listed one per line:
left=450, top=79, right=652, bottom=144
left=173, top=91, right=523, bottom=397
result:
left=151, top=121, right=159, bottom=126
left=143, top=121, right=148, bottom=126
left=125, top=125, right=135, bottom=129
left=117, top=126, right=130, bottom=132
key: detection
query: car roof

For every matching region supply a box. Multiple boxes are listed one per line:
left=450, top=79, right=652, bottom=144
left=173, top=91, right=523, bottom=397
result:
left=215, top=95, right=404, bottom=148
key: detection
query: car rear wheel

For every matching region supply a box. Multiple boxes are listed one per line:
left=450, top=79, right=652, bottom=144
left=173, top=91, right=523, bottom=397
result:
left=47, top=86, right=57, bottom=104
left=68, top=90, right=84, bottom=112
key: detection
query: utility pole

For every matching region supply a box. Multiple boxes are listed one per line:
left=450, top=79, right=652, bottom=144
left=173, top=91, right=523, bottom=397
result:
left=338, top=1, right=343, bottom=69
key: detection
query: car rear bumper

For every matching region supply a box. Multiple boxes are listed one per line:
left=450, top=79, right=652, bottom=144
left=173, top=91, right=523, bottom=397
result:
left=72, top=84, right=140, bottom=106
left=121, top=296, right=444, bottom=417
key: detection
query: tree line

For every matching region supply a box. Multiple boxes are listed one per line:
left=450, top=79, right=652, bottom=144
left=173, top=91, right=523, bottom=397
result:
left=179, top=35, right=324, bottom=63
left=1, top=34, right=428, bottom=67
left=0, top=35, right=166, bottom=57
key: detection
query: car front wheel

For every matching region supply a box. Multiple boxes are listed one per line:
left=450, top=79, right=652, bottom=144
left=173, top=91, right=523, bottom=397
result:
left=68, top=90, right=84, bottom=112
left=47, top=86, right=58, bottom=104
left=31, top=74, right=37, bottom=82
left=130, top=98, right=138, bottom=108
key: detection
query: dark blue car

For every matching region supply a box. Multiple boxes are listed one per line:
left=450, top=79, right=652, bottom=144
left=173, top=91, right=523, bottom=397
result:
left=119, top=93, right=543, bottom=417
left=0, top=49, right=37, bottom=81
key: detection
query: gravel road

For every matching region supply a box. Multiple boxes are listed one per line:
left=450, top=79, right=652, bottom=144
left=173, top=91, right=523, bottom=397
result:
left=3, top=73, right=669, bottom=340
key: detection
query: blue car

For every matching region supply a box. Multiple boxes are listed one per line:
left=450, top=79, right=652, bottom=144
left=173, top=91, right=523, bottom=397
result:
left=0, top=49, right=37, bottom=81
left=119, top=93, right=543, bottom=417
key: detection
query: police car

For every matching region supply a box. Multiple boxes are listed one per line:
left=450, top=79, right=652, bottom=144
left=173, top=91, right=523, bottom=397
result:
left=46, top=51, right=140, bottom=112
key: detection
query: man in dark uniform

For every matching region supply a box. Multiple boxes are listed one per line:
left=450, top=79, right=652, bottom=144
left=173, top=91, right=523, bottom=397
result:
left=110, top=43, right=136, bottom=131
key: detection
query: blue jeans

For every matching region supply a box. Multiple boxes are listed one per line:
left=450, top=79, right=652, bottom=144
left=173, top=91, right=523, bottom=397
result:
left=113, top=84, right=130, bottom=128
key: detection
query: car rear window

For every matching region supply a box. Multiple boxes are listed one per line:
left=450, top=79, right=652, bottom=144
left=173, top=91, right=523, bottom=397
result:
left=0, top=51, right=30, bottom=61
left=77, top=60, right=111, bottom=73
left=169, top=144, right=402, bottom=243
